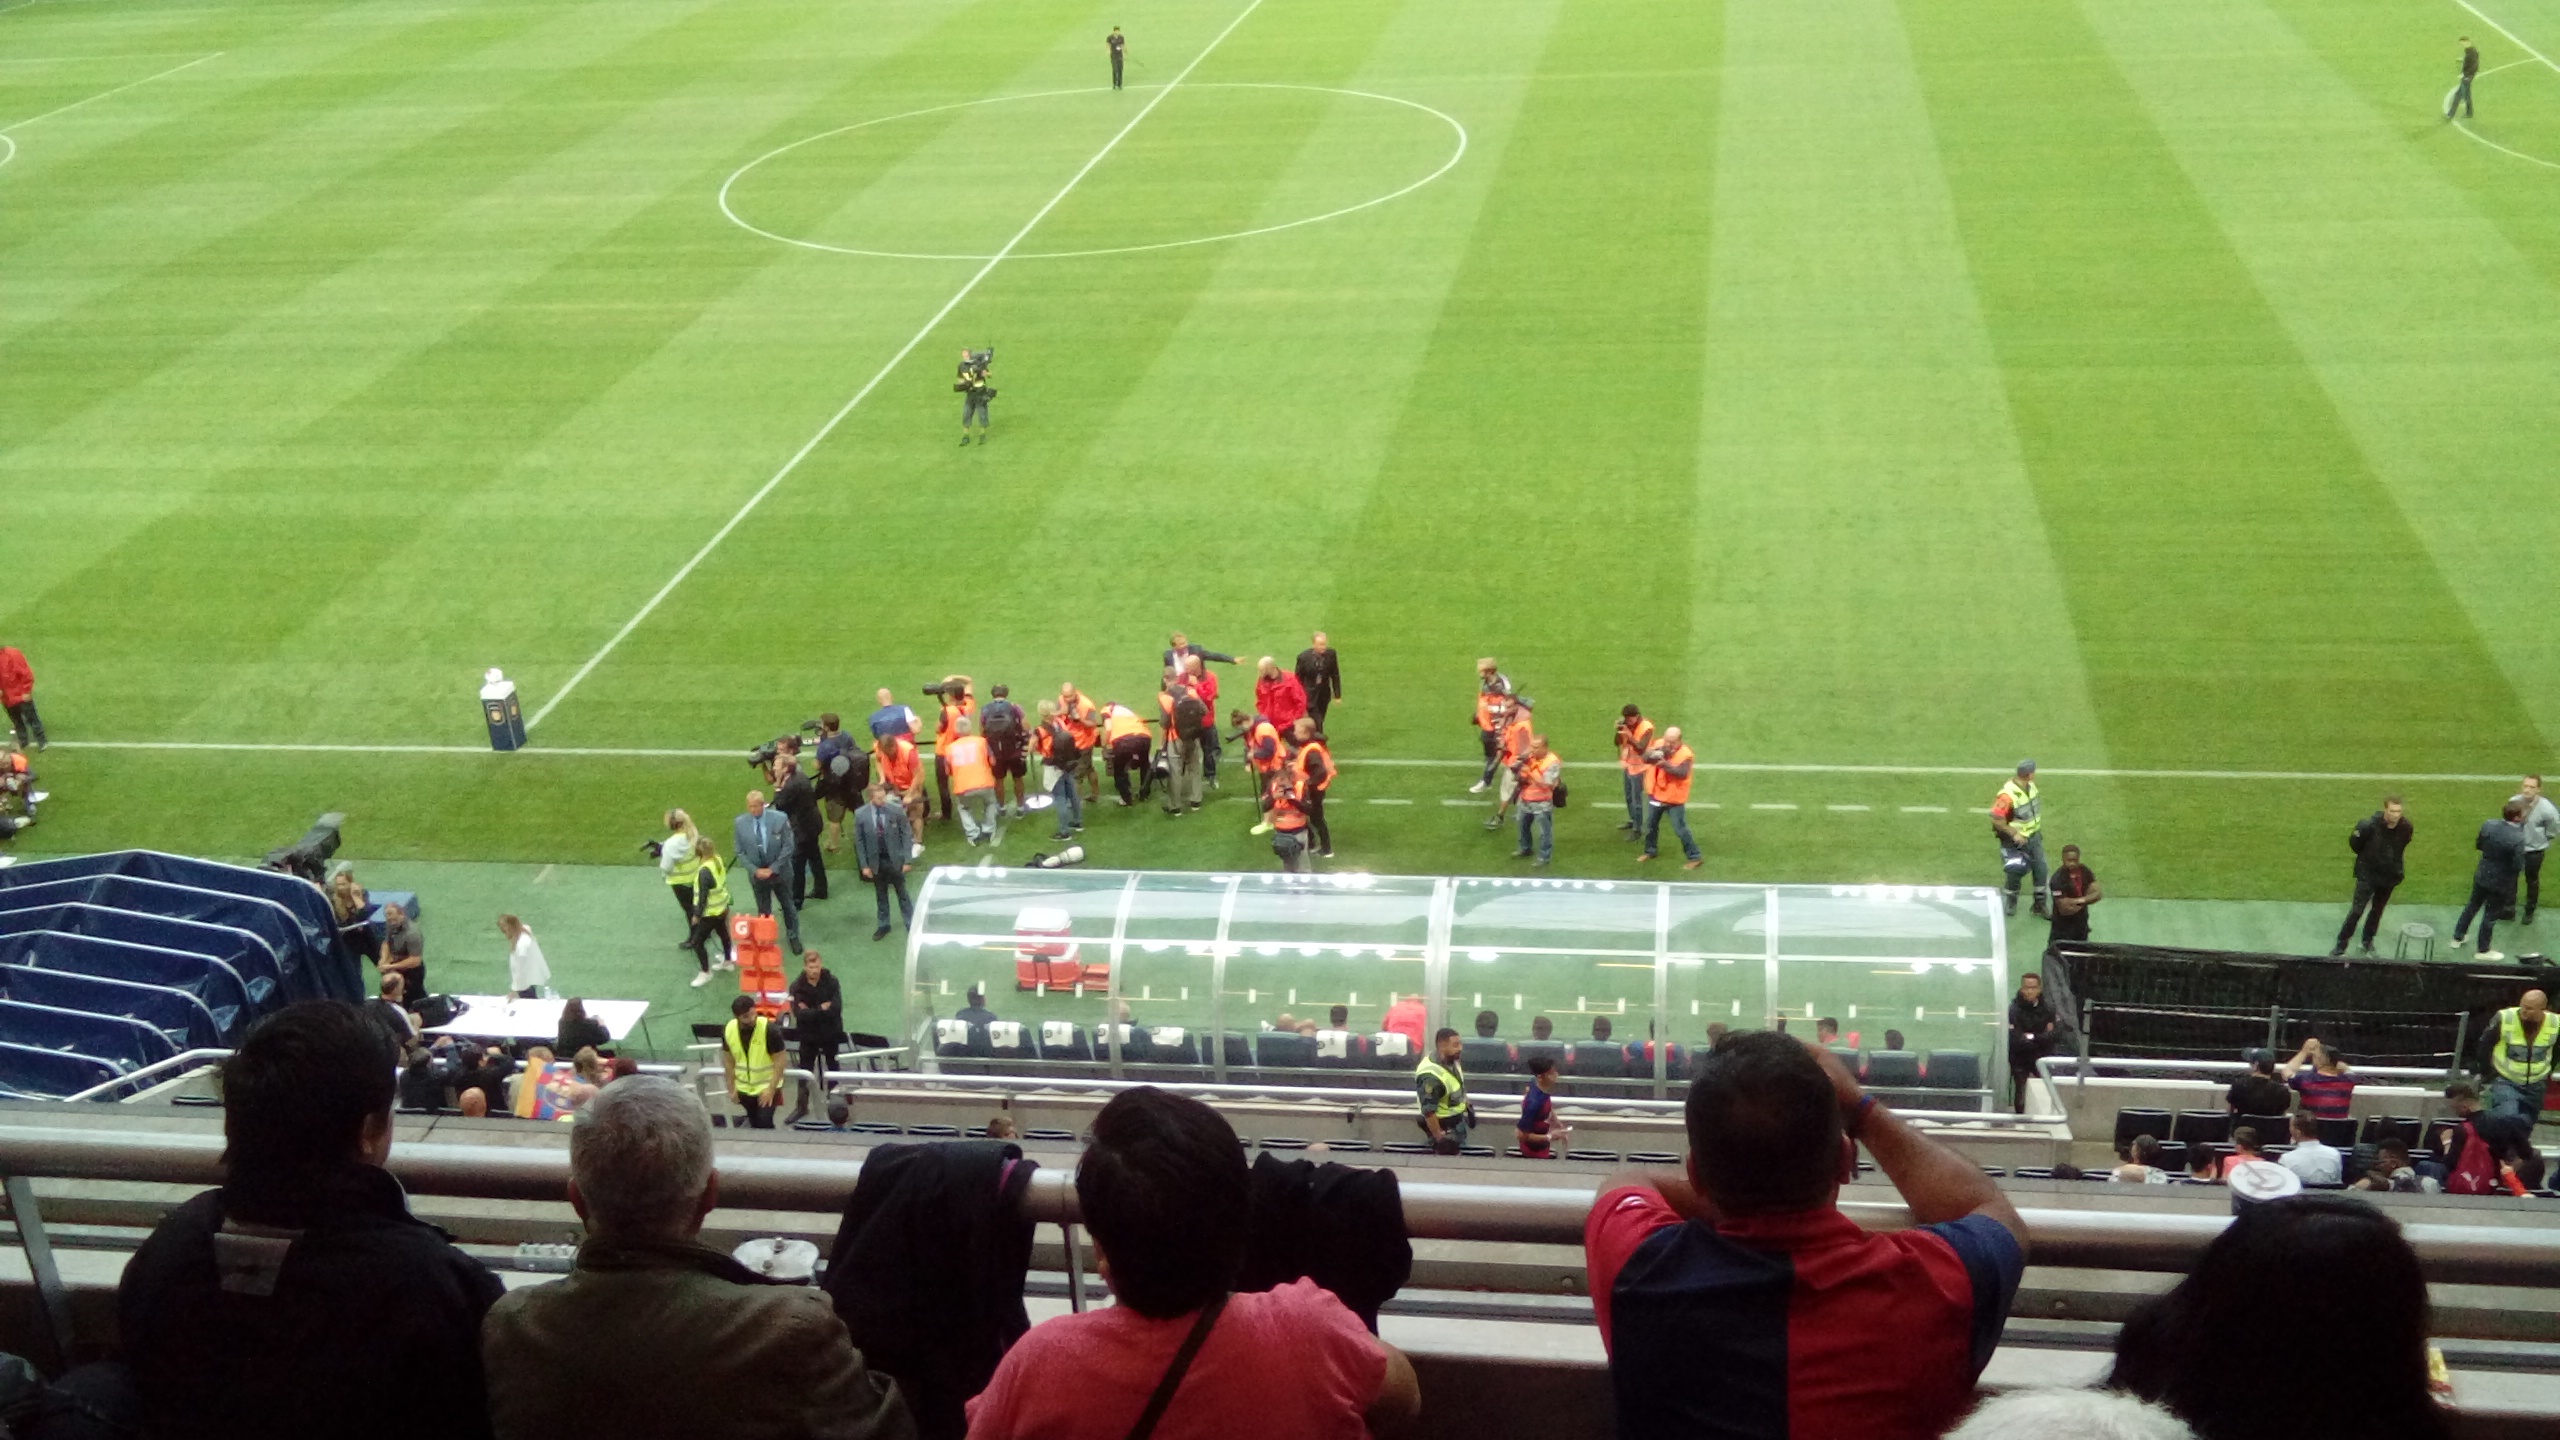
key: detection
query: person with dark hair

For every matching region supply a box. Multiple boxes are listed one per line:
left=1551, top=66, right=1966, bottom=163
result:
left=2114, top=1133, right=2170, bottom=1184
left=1518, top=1056, right=1562, bottom=1158
left=556, top=997, right=610, bottom=1058
left=2006, top=973, right=2060, bottom=1113
left=2112, top=1196, right=2450, bottom=1440
left=119, top=1002, right=504, bottom=1440
left=484, top=1078, right=910, bottom=1439
left=720, top=994, right=785, bottom=1130
left=1416, top=1027, right=1473, bottom=1152
left=1584, top=1032, right=2025, bottom=1440
left=1328, top=1003, right=1349, bottom=1029
left=2048, top=843, right=2101, bottom=948
left=2353, top=1138, right=2431, bottom=1193
left=1474, top=1009, right=1500, bottom=1038
left=1883, top=1028, right=1905, bottom=1052
left=2432, top=1080, right=2536, bottom=1193
left=1591, top=1015, right=1614, bottom=1044
left=966, top=1087, right=1418, bottom=1438
left=1614, top=703, right=1656, bottom=835
left=855, top=783, right=918, bottom=941
left=1294, top=632, right=1343, bottom=735
left=1815, top=1016, right=1840, bottom=1045
left=1531, top=1014, right=1554, bottom=1042
left=786, top=951, right=843, bottom=1125
left=774, top=754, right=829, bottom=905
left=2452, top=799, right=2529, bottom=961
left=2187, top=1144, right=2227, bottom=1184
left=2225, top=1051, right=2290, bottom=1116
left=2281, top=1037, right=2358, bottom=1119
left=2333, top=796, right=2412, bottom=957
left=2279, top=1111, right=2342, bottom=1186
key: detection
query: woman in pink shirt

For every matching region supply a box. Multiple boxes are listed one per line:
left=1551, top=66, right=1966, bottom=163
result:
left=966, top=1088, right=1419, bottom=1440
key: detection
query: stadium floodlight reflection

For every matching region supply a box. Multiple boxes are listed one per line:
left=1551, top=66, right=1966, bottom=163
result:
left=900, top=868, right=2011, bottom=1102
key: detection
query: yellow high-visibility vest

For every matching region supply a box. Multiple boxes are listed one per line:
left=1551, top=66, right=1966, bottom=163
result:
left=2494, top=1008, right=2554, bottom=1087
left=725, top=1016, right=775, bottom=1094
left=1415, top=1057, right=1468, bottom=1119
left=1997, top=779, right=2041, bottom=839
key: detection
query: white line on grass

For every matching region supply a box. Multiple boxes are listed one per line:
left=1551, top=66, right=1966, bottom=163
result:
left=0, top=51, right=220, bottom=135
left=525, top=0, right=1268, bottom=731
left=43, top=738, right=2548, bottom=785
left=2453, top=0, right=2559, bottom=72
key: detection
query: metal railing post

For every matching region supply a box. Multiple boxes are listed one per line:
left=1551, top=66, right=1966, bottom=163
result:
left=2449, top=1011, right=2472, bottom=1085
left=2265, top=1005, right=2284, bottom=1055
left=1061, top=1221, right=1086, bottom=1313
left=4, top=1176, right=72, bottom=1371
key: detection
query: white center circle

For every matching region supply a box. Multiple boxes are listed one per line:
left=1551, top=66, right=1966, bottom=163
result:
left=718, top=82, right=1467, bottom=261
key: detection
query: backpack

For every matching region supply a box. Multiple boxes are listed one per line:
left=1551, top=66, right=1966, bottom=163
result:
left=1173, top=695, right=1210, bottom=741
left=982, top=702, right=1024, bottom=742
left=2447, top=1118, right=2504, bottom=1195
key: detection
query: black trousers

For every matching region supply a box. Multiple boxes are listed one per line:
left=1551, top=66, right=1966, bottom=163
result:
left=2336, top=878, right=2396, bottom=951
left=2456, top=881, right=2509, bottom=952
left=935, top=755, right=954, bottom=820
left=792, top=846, right=828, bottom=905
left=1111, top=53, right=1123, bottom=88
left=736, top=1095, right=776, bottom=1129
left=871, top=867, right=915, bottom=930
left=1479, top=728, right=1501, bottom=784
left=1110, top=736, right=1153, bottom=803
left=1304, top=790, right=1330, bottom=853
left=799, top=1044, right=839, bottom=1085
left=686, top=910, right=733, bottom=971
left=4, top=699, right=40, bottom=748
left=1308, top=691, right=1332, bottom=734
left=2528, top=850, right=2547, bottom=919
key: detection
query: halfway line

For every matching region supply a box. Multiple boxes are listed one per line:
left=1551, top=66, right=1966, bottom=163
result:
left=525, top=0, right=1267, bottom=731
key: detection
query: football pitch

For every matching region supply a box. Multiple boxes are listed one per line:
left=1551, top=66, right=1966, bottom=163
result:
left=10, top=0, right=2560, bottom=920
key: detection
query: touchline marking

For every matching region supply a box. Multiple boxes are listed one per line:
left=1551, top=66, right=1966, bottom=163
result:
left=44, top=739, right=2550, bottom=784
left=527, top=0, right=1267, bottom=731
left=1751, top=803, right=1799, bottom=811
left=0, top=51, right=220, bottom=134
left=1901, top=805, right=1949, bottom=814
left=1826, top=804, right=1870, bottom=812
left=2452, top=0, right=2559, bottom=73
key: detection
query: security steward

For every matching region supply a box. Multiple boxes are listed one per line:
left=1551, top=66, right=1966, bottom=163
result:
left=2485, top=989, right=2555, bottom=1120
left=873, top=729, right=927, bottom=843
left=1991, top=759, right=2048, bottom=919
left=1469, top=659, right=1514, bottom=793
left=1416, top=1027, right=1474, bottom=1154
left=1485, top=695, right=1536, bottom=829
left=684, top=841, right=733, bottom=983
left=931, top=676, right=975, bottom=823
left=719, top=993, right=784, bottom=1130
left=956, top=349, right=993, bottom=444
left=1100, top=701, right=1154, bottom=807
left=1615, top=704, right=1656, bottom=838
left=1639, top=725, right=1702, bottom=869
left=1291, top=717, right=1334, bottom=858
left=1264, top=769, right=1314, bottom=873
left=1059, top=683, right=1103, bottom=802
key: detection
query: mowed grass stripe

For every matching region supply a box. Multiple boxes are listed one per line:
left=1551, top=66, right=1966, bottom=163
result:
left=1686, top=0, right=2114, bottom=783
left=1326, top=0, right=1723, bottom=767
left=1904, top=0, right=2538, bottom=779
left=2085, top=0, right=2560, bottom=749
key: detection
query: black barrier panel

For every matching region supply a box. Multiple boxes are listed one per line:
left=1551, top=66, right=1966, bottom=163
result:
left=2045, top=942, right=2560, bottom=1070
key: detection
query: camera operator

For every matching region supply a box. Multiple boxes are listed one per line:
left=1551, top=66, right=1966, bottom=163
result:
left=652, top=810, right=702, bottom=934
left=773, top=755, right=828, bottom=906
left=927, top=675, right=975, bottom=824
left=980, top=684, right=1030, bottom=819
left=1034, top=700, right=1087, bottom=840
left=0, top=744, right=38, bottom=839
left=873, top=728, right=928, bottom=856
left=1058, top=683, right=1103, bottom=804
left=1100, top=700, right=1154, bottom=807
left=955, top=348, right=994, bottom=445
left=812, top=713, right=869, bottom=853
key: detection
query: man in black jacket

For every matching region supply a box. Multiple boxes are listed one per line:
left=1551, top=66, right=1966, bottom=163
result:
left=120, top=1002, right=504, bottom=1440
left=775, top=757, right=828, bottom=905
left=2454, top=800, right=2529, bottom=961
left=2333, top=796, right=2413, bottom=957
left=1294, top=631, right=1344, bottom=734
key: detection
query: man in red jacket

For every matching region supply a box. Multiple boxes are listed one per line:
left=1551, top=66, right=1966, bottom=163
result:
left=0, top=645, right=40, bottom=752
left=1253, top=656, right=1307, bottom=732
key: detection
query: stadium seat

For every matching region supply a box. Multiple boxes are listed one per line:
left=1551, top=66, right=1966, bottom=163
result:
left=1567, top=1149, right=1621, bottom=1163
left=1627, top=1150, right=1680, bottom=1165
left=2172, top=1110, right=2230, bottom=1148
left=1921, top=1051, right=1982, bottom=1093
left=932, top=1018, right=988, bottom=1060
left=1311, top=1028, right=1368, bottom=1068
left=1367, top=1032, right=1416, bottom=1070
left=2113, top=1108, right=2174, bottom=1150
left=1828, top=1045, right=1863, bottom=1071
left=1626, top=1041, right=1686, bottom=1077
left=1328, top=1140, right=1373, bottom=1153
left=907, top=1124, right=962, bottom=1138
left=1220, top=1033, right=1254, bottom=1071
left=1260, top=1136, right=1311, bottom=1150
left=1566, top=1041, right=1627, bottom=1079
left=2011, top=1167, right=2055, bottom=1179
left=850, top=1122, right=903, bottom=1135
left=1137, top=1026, right=1201, bottom=1068
left=984, top=1021, right=1035, bottom=1062
left=1461, top=1145, right=1495, bottom=1158
left=1025, top=1128, right=1075, bottom=1142
left=1867, top=1051, right=1924, bottom=1089
left=2389, top=1116, right=2427, bottom=1149
left=2154, top=1141, right=2190, bottom=1170
left=2237, top=1114, right=2290, bottom=1148
left=1258, top=1031, right=1318, bottom=1070
left=1383, top=1141, right=1433, bottom=1155
left=1513, top=1039, right=1566, bottom=1073
left=1034, top=1021, right=1091, bottom=1062
left=2316, top=1116, right=2358, bottom=1150
left=790, top=1119, right=836, bottom=1132
left=1462, top=1038, right=1517, bottom=1074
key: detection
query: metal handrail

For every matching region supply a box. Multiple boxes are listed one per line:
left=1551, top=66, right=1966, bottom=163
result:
left=60, top=1049, right=231, bottom=1104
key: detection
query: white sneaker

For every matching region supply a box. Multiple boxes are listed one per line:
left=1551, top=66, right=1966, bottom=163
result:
left=911, top=842, right=925, bottom=859
left=690, top=972, right=710, bottom=988
left=2450, top=935, right=2470, bottom=949
left=2482, top=950, right=2507, bottom=961
left=1467, top=780, right=1488, bottom=794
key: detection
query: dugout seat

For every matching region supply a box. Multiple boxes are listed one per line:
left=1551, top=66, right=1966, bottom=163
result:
left=1867, top=1051, right=1925, bottom=1090
left=983, top=1021, right=1035, bottom=1063
left=1462, top=1038, right=1517, bottom=1074
left=933, top=1018, right=989, bottom=1060
left=1513, top=1039, right=1566, bottom=1074
left=1137, top=1025, right=1200, bottom=1068
left=1220, top=1033, right=1254, bottom=1071
left=1367, top=1031, right=1416, bottom=1070
left=1566, top=1041, right=1627, bottom=1079
left=1626, top=1041, right=1686, bottom=1078
left=1312, top=1028, right=1368, bottom=1068
left=1259, top=1031, right=1318, bottom=1070
left=1921, top=1050, right=1983, bottom=1092
left=1034, top=1020, right=1091, bottom=1062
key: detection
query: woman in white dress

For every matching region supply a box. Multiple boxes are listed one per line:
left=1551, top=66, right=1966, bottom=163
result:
left=499, top=913, right=551, bottom=999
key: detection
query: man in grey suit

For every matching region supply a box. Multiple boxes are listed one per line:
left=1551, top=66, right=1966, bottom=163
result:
left=735, top=789, right=802, bottom=956
left=854, top=784, right=917, bottom=942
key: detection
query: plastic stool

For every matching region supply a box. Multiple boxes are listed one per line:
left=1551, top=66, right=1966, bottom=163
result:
left=2395, top=922, right=2435, bottom=961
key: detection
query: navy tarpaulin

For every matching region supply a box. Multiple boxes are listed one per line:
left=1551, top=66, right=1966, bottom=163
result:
left=0, top=873, right=357, bottom=1003
left=0, top=997, right=178, bottom=1074
left=0, top=1043, right=119, bottom=1101
left=0, top=933, right=250, bottom=1039
left=0, top=966, right=224, bottom=1053
left=0, top=852, right=346, bottom=973
left=0, top=904, right=280, bottom=1011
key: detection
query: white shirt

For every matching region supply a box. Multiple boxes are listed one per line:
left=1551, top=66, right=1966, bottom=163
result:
left=657, top=831, right=695, bottom=879
left=507, top=929, right=552, bottom=993
left=2279, top=1140, right=2343, bottom=1185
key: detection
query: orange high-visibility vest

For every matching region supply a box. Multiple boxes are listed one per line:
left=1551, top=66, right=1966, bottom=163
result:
left=876, top=737, right=920, bottom=791
left=1249, top=719, right=1283, bottom=772
left=1519, top=751, right=1561, bottom=804
left=1646, top=744, right=1694, bottom=805
left=1294, top=739, right=1334, bottom=792
left=1268, top=779, right=1309, bottom=831
left=1061, top=694, right=1099, bottom=747
left=1618, top=717, right=1656, bottom=777
left=1500, top=716, right=1534, bottom=766
left=946, top=735, right=995, bottom=792
left=936, top=697, right=975, bottom=751
left=1103, top=706, right=1148, bottom=745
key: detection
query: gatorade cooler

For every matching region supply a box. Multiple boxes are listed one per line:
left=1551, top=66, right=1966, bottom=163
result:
left=480, top=669, right=526, bottom=752
left=1013, top=906, right=1086, bottom=990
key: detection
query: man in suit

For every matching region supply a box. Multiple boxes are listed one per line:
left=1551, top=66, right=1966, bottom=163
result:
left=734, top=790, right=802, bottom=956
left=1294, top=631, right=1343, bottom=734
left=854, top=784, right=917, bottom=942
left=773, top=756, right=828, bottom=906
left=1161, top=629, right=1236, bottom=672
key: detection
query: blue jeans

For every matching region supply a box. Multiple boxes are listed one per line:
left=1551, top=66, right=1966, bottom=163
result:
left=1644, top=800, right=1700, bottom=861
left=2491, top=1076, right=2547, bottom=1119
left=2000, top=833, right=2049, bottom=901
left=2450, top=74, right=2473, bottom=117
left=1622, top=772, right=1645, bottom=829
left=1050, top=767, right=1083, bottom=836
left=1516, top=801, right=1554, bottom=863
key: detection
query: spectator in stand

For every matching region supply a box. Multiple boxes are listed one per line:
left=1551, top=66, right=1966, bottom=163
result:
left=2227, top=1126, right=2265, bottom=1163
left=607, top=1055, right=640, bottom=1083
left=369, top=973, right=417, bottom=1046
left=965, top=1087, right=1419, bottom=1439
left=1253, top=656, right=1308, bottom=735
left=720, top=994, right=785, bottom=1130
left=483, top=1078, right=911, bottom=1440
left=458, top=1044, right=517, bottom=1115
left=1518, top=1057, right=1561, bottom=1158
left=2278, top=1112, right=2342, bottom=1186
left=1586, top=1034, right=2025, bottom=1440
left=120, top=1002, right=503, bottom=1440
left=2431, top=1080, right=2536, bottom=1190
left=563, top=1048, right=607, bottom=1111
left=736, top=789, right=803, bottom=956
left=2452, top=800, right=2528, bottom=960
left=400, top=1041, right=455, bottom=1112
left=499, top=914, right=550, bottom=1000
left=2112, top=1134, right=2171, bottom=1184
left=774, top=755, right=829, bottom=905
left=2281, top=1038, right=2358, bottom=1120
left=2333, top=796, right=2413, bottom=957
left=1945, top=1389, right=2198, bottom=1440
left=2111, top=1196, right=2449, bottom=1440
left=459, top=1087, right=490, bottom=1118
left=379, top=901, right=424, bottom=999
left=327, top=868, right=373, bottom=954
left=1381, top=994, right=1426, bottom=1053
left=985, top=1114, right=1020, bottom=1140
left=2224, top=1051, right=2290, bottom=1117
left=556, top=997, right=610, bottom=1058
left=787, top=951, right=844, bottom=1124
left=1294, top=632, right=1343, bottom=734
left=2352, top=1139, right=2431, bottom=1193
left=2006, top=973, right=2060, bottom=1114
left=2185, top=1145, right=2226, bottom=1184
left=0, top=642, right=42, bottom=751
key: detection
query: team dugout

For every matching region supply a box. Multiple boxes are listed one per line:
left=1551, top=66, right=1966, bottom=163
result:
left=904, top=869, right=2014, bottom=1106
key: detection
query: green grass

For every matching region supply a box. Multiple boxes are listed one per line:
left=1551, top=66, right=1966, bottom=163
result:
left=8, top=0, right=2560, bottom=927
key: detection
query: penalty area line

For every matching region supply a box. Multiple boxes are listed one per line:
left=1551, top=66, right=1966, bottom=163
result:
left=523, top=0, right=1269, bottom=733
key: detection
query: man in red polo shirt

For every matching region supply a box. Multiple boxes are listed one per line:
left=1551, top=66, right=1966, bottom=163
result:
left=1585, top=1033, right=2026, bottom=1440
